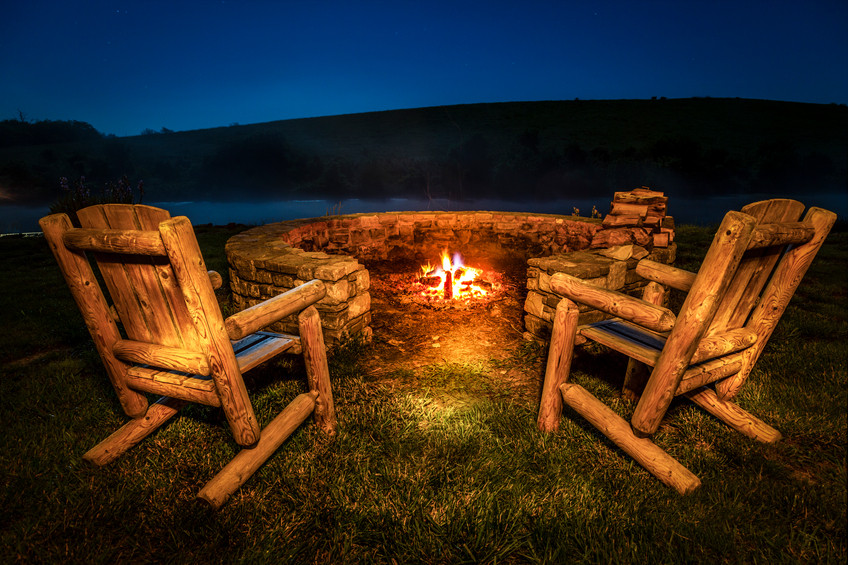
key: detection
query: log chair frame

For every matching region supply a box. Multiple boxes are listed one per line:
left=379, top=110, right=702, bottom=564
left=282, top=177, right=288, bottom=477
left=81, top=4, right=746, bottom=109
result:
left=41, top=204, right=336, bottom=508
left=537, top=199, right=836, bottom=494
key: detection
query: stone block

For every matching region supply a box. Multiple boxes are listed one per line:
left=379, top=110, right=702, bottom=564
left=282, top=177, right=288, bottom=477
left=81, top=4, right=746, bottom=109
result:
left=523, top=291, right=545, bottom=318
left=606, top=260, right=627, bottom=290
left=313, top=259, right=362, bottom=282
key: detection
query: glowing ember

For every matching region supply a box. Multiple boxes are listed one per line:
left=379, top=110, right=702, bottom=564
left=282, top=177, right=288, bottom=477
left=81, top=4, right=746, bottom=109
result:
left=417, top=250, right=494, bottom=301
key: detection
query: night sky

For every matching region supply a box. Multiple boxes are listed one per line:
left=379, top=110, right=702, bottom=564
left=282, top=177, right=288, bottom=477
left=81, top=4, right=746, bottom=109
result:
left=3, top=1, right=847, bottom=137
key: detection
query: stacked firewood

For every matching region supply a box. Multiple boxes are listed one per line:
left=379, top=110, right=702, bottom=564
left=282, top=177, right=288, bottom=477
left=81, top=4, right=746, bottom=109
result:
left=599, top=187, right=674, bottom=248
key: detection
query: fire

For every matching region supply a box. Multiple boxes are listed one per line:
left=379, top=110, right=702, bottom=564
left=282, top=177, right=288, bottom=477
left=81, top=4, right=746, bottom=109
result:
left=417, top=250, right=493, bottom=301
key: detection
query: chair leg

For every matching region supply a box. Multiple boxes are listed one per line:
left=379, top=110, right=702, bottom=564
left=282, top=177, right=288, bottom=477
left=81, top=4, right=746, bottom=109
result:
left=537, top=299, right=580, bottom=432
left=298, top=305, right=336, bottom=435
left=685, top=387, right=782, bottom=442
left=560, top=383, right=701, bottom=495
left=622, top=282, right=666, bottom=401
left=83, top=396, right=186, bottom=466
left=198, top=391, right=318, bottom=509
left=622, top=360, right=650, bottom=402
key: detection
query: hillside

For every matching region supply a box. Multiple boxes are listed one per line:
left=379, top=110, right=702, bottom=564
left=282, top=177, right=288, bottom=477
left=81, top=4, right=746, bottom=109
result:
left=2, top=98, right=846, bottom=207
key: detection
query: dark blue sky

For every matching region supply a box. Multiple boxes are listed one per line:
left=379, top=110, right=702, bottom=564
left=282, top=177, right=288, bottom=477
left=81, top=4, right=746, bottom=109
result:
left=3, top=0, right=847, bottom=137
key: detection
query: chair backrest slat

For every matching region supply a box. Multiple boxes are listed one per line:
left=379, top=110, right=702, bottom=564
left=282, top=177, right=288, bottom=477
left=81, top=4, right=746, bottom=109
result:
left=77, top=204, right=199, bottom=350
left=706, top=199, right=805, bottom=333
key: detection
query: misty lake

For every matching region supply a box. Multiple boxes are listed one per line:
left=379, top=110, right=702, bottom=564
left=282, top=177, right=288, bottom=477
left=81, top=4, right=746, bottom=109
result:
left=2, top=192, right=845, bottom=235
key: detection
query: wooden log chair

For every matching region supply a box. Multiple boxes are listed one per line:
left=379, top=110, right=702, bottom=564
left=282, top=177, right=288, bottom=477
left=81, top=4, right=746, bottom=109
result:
left=537, top=199, right=836, bottom=494
left=40, top=204, right=337, bottom=508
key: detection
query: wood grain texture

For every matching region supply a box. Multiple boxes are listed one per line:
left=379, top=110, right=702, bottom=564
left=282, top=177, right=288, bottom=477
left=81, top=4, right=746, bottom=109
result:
left=39, top=213, right=148, bottom=418
left=635, top=260, right=696, bottom=292
left=299, top=306, right=336, bottom=434
left=632, top=210, right=756, bottom=435
left=550, top=273, right=676, bottom=333
left=83, top=396, right=185, bottom=465
left=63, top=227, right=167, bottom=255
left=717, top=206, right=837, bottom=399
left=685, top=387, right=782, bottom=442
left=537, top=299, right=580, bottom=432
left=225, top=279, right=326, bottom=340
left=560, top=383, right=701, bottom=494
left=159, top=215, right=261, bottom=446
left=197, top=391, right=318, bottom=509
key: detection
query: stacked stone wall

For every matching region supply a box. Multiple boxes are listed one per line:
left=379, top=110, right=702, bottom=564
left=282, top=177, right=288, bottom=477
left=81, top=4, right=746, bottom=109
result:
left=226, top=204, right=677, bottom=348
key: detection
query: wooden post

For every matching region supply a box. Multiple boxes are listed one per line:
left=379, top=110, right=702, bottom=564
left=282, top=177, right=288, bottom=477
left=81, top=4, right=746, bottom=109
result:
left=537, top=299, right=580, bottom=432
left=631, top=211, right=756, bottom=436
left=197, top=391, right=317, bottom=509
left=159, top=216, right=261, bottom=447
left=560, top=383, right=701, bottom=494
left=39, top=213, right=149, bottom=418
left=298, top=306, right=337, bottom=435
left=83, top=396, right=186, bottom=465
left=622, top=281, right=665, bottom=401
left=716, top=206, right=836, bottom=399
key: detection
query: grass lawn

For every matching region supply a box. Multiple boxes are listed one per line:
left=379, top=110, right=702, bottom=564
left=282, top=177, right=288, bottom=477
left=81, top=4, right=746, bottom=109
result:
left=0, top=221, right=845, bottom=563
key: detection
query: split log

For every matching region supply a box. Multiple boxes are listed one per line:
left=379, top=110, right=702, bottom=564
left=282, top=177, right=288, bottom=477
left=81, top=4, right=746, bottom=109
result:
left=603, top=214, right=643, bottom=228
left=652, top=232, right=670, bottom=248
left=560, top=382, right=701, bottom=494
left=610, top=202, right=649, bottom=217
left=419, top=275, right=442, bottom=287
left=644, top=213, right=664, bottom=228
left=614, top=190, right=667, bottom=205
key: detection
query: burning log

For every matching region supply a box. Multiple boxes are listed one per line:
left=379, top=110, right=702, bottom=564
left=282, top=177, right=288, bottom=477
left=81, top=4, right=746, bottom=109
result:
left=444, top=270, right=453, bottom=300
left=419, top=275, right=442, bottom=287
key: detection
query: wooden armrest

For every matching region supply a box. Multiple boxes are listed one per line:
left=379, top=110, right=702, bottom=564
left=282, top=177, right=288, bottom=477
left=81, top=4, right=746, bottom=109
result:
left=225, top=280, right=326, bottom=340
left=550, top=273, right=676, bottom=333
left=207, top=270, right=223, bottom=290
left=635, top=260, right=696, bottom=292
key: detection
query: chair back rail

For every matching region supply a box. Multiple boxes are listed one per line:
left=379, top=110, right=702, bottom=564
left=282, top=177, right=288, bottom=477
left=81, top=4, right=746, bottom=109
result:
left=631, top=210, right=756, bottom=435
left=77, top=205, right=200, bottom=351
left=39, top=212, right=149, bottom=418
left=707, top=199, right=805, bottom=334
left=716, top=205, right=836, bottom=398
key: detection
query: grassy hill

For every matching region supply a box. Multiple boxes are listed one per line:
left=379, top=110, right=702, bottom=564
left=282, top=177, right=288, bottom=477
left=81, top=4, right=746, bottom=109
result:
left=2, top=98, right=846, bottom=207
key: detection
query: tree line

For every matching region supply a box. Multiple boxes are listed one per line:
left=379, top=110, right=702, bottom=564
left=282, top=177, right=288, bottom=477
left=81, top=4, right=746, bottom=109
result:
left=0, top=117, right=842, bottom=206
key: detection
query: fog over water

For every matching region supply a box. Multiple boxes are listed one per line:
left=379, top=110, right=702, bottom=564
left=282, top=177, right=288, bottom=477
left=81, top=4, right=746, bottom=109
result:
left=2, top=192, right=846, bottom=235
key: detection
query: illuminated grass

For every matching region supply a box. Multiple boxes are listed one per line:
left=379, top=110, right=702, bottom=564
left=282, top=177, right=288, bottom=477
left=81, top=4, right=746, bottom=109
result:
left=0, top=226, right=845, bottom=563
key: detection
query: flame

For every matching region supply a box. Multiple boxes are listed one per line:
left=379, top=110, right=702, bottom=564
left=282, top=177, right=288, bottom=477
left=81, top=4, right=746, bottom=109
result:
left=418, top=250, right=492, bottom=300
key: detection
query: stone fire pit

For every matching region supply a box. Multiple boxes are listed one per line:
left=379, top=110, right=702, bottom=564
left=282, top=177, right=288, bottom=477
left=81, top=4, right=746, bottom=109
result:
left=226, top=190, right=676, bottom=348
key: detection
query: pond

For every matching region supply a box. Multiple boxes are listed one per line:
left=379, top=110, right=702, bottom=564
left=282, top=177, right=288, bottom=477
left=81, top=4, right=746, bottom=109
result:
left=2, top=192, right=845, bottom=235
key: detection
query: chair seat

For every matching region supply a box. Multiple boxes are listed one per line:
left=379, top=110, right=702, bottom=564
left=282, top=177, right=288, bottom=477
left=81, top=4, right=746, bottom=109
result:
left=126, top=332, right=299, bottom=402
left=579, top=319, right=666, bottom=367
